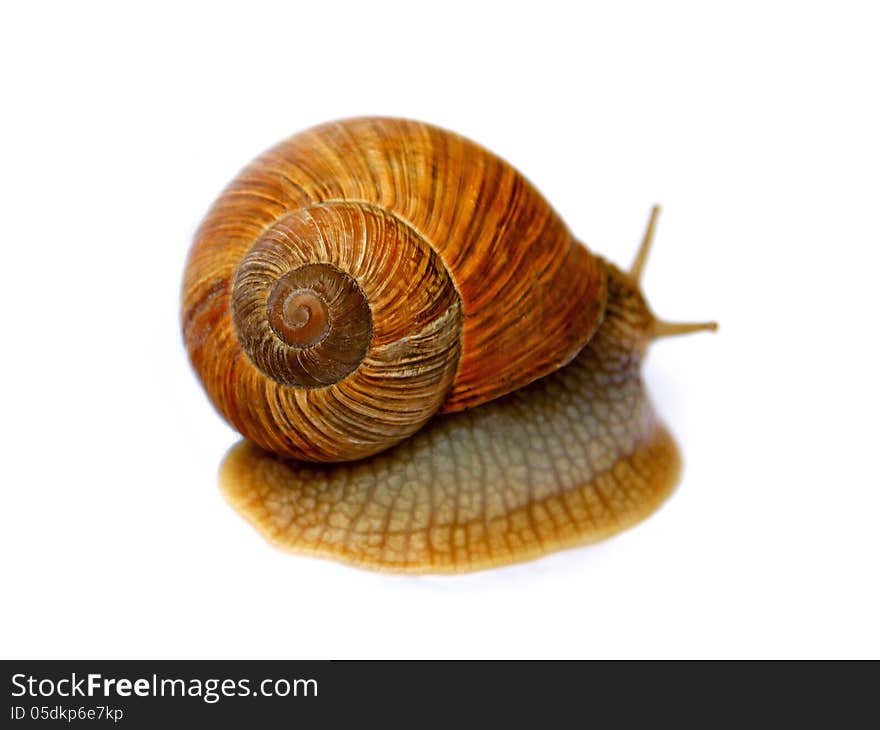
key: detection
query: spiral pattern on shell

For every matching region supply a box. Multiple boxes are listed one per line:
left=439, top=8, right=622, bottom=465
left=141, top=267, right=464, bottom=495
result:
left=182, top=118, right=606, bottom=461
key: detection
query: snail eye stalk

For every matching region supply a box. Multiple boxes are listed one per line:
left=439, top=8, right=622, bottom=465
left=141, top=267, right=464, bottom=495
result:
left=630, top=205, right=719, bottom=340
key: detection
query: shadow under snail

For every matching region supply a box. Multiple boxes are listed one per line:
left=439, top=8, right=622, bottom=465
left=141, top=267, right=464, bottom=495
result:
left=182, top=117, right=716, bottom=573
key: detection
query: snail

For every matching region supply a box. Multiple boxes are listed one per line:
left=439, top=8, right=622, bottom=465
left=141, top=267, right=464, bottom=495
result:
left=182, top=117, right=716, bottom=573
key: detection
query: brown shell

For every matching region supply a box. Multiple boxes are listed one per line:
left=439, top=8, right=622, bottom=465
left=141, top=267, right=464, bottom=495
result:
left=182, top=117, right=606, bottom=461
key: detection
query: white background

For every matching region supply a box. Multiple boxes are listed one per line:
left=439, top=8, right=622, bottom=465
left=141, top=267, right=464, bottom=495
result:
left=2, top=1, right=878, bottom=659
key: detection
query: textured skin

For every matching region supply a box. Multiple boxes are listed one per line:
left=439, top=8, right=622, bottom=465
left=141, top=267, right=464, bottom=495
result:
left=183, top=117, right=606, bottom=461
left=219, top=264, right=681, bottom=573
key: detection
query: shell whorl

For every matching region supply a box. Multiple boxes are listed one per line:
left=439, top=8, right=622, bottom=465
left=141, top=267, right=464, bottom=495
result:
left=236, top=258, right=372, bottom=387
left=197, top=201, right=462, bottom=461
left=182, top=117, right=606, bottom=462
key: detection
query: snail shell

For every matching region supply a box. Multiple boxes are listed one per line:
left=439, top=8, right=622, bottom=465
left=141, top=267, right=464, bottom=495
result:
left=183, top=117, right=605, bottom=462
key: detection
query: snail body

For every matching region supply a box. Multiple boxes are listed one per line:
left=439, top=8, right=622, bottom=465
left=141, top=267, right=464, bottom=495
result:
left=182, top=117, right=715, bottom=572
